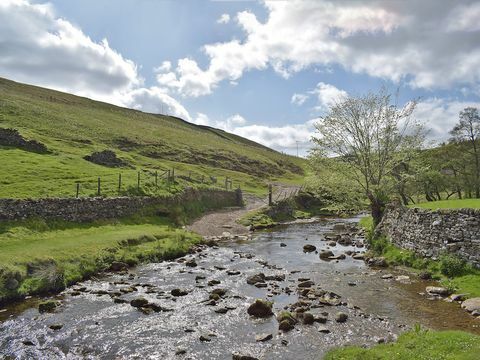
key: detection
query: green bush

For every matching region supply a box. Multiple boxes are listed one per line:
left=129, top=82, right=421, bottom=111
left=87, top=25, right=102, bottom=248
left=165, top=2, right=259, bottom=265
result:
left=439, top=255, right=469, bottom=278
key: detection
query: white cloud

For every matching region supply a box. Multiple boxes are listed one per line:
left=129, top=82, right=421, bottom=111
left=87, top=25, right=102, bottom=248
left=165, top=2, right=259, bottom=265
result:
left=447, top=2, right=480, bottom=32
left=0, top=0, right=193, bottom=123
left=311, top=82, right=348, bottom=112
left=291, top=93, right=309, bottom=106
left=413, top=98, right=480, bottom=144
left=122, top=87, right=191, bottom=121
left=191, top=113, right=315, bottom=155
left=217, top=13, right=230, bottom=24
left=0, top=0, right=140, bottom=104
left=158, top=0, right=480, bottom=97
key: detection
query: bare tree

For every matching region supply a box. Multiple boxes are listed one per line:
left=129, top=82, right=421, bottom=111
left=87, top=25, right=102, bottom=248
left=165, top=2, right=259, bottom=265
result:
left=312, top=88, right=424, bottom=226
left=450, top=107, right=480, bottom=198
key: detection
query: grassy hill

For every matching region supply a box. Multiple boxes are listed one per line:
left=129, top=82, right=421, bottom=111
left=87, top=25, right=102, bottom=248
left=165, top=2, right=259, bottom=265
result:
left=0, top=77, right=305, bottom=198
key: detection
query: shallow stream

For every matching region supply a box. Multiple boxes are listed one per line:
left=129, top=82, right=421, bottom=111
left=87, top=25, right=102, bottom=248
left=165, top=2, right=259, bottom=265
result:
left=1, top=217, right=478, bottom=359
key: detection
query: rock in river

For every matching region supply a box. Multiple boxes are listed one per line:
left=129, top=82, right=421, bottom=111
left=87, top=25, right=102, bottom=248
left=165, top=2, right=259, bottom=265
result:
left=247, top=273, right=266, bottom=285
left=461, top=298, right=480, bottom=313
left=303, top=244, right=317, bottom=252
left=335, top=312, right=348, bottom=323
left=171, top=288, right=189, bottom=297
left=185, top=259, right=197, bottom=267
left=426, top=286, right=451, bottom=296
left=255, top=333, right=273, bottom=342
left=247, top=299, right=273, bottom=318
left=38, top=300, right=58, bottom=313
left=130, top=297, right=149, bottom=308
left=319, top=250, right=334, bottom=260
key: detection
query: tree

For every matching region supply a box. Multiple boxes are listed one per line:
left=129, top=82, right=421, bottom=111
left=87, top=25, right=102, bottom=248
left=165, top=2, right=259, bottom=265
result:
left=312, top=89, right=424, bottom=226
left=449, top=107, right=480, bottom=198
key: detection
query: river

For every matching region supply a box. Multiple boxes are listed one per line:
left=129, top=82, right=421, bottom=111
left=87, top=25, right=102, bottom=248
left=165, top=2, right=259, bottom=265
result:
left=1, top=216, right=478, bottom=359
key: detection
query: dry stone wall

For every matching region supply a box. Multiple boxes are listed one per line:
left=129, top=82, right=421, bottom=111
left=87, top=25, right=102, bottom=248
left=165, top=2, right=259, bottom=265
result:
left=0, top=188, right=241, bottom=222
left=378, top=204, right=480, bottom=267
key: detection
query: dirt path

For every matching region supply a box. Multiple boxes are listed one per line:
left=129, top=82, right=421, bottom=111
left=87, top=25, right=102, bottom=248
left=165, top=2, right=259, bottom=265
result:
left=187, top=185, right=301, bottom=237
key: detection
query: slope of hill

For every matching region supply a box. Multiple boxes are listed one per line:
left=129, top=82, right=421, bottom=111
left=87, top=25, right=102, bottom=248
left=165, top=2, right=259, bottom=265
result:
left=0, top=77, right=305, bottom=198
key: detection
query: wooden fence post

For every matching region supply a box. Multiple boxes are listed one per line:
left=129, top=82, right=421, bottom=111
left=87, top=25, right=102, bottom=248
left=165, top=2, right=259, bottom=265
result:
left=268, top=184, right=273, bottom=206
left=155, top=171, right=158, bottom=187
left=137, top=171, right=140, bottom=191
left=97, top=177, right=101, bottom=196
left=118, top=173, right=122, bottom=193
left=172, top=168, right=175, bottom=182
left=76, top=183, right=80, bottom=198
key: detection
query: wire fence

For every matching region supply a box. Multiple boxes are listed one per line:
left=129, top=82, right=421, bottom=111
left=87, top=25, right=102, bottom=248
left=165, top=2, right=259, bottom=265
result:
left=68, top=167, right=241, bottom=198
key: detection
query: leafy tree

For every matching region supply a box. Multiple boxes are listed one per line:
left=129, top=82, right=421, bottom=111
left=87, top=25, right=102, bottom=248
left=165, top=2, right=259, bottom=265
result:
left=312, top=89, right=425, bottom=226
left=449, top=107, right=480, bottom=198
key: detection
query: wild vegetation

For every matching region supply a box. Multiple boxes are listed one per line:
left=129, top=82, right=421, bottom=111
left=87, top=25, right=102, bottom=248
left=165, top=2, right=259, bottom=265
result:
left=0, top=77, right=305, bottom=198
left=325, top=328, right=480, bottom=360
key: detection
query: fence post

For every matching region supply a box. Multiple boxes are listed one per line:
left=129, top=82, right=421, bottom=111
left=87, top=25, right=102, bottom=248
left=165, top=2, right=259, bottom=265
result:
left=97, top=177, right=101, bottom=197
left=268, top=184, right=273, bottom=206
left=155, top=171, right=158, bottom=187
left=137, top=171, right=140, bottom=191
left=172, top=168, right=175, bottom=182
left=118, top=173, right=122, bottom=193
left=76, top=183, right=80, bottom=198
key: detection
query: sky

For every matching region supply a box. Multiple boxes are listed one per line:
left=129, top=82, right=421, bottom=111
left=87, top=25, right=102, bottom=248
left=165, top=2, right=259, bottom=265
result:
left=1, top=0, right=480, bottom=156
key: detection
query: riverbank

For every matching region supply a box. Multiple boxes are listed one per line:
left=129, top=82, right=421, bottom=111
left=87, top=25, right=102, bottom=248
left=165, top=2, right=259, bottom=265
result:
left=0, top=214, right=203, bottom=304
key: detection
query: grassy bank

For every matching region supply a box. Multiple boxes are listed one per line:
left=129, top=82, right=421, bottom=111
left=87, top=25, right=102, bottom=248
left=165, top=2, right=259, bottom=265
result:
left=360, top=216, right=480, bottom=298
left=325, top=328, right=480, bottom=360
left=410, top=199, right=480, bottom=210
left=0, top=214, right=201, bottom=304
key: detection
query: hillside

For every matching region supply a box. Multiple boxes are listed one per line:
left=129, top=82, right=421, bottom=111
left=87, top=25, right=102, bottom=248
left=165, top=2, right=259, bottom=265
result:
left=0, top=77, right=305, bottom=198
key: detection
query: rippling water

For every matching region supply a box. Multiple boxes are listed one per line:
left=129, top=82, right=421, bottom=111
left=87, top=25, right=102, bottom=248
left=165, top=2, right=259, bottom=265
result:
left=1, top=217, right=478, bottom=359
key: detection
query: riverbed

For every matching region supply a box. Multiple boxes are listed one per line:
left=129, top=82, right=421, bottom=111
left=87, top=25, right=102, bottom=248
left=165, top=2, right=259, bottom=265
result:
left=1, top=217, right=478, bottom=359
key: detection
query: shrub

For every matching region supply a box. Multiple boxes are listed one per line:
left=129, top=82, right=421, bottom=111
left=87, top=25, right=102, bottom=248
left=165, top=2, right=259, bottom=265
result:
left=439, top=255, right=468, bottom=278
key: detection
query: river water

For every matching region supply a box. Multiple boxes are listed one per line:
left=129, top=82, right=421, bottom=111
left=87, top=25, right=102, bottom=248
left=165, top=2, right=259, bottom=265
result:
left=1, top=217, right=478, bottom=359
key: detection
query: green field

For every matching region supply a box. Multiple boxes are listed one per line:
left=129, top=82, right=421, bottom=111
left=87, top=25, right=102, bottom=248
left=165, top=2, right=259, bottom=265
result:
left=0, top=77, right=306, bottom=198
left=411, top=199, right=480, bottom=210
left=325, top=329, right=480, bottom=360
left=0, top=214, right=201, bottom=303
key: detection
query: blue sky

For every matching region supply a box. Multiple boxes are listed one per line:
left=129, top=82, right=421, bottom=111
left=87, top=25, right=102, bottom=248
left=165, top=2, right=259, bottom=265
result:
left=2, top=0, right=480, bottom=155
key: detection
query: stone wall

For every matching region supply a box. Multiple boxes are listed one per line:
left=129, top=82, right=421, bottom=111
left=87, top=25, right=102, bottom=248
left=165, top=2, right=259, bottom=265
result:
left=0, top=188, right=242, bottom=222
left=377, top=204, right=480, bottom=267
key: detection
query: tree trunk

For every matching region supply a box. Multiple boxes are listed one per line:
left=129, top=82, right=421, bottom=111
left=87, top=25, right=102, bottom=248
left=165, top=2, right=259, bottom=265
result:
left=368, top=193, right=385, bottom=227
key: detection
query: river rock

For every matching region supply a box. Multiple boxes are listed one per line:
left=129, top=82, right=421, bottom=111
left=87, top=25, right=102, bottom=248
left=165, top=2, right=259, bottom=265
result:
left=395, top=275, right=410, bottom=282
left=38, top=300, right=58, bottom=313
left=280, top=243, right=287, bottom=247
left=335, top=312, right=348, bottom=323
left=426, top=286, right=451, bottom=296
left=247, top=299, right=273, bottom=318
left=318, top=326, right=330, bottom=333
left=232, top=354, right=259, bottom=360
left=279, top=320, right=294, bottom=332
left=255, top=333, right=273, bottom=342
left=461, top=298, right=480, bottom=313
left=199, top=335, right=211, bottom=342
left=450, top=294, right=467, bottom=302
left=227, top=270, right=241, bottom=276
left=247, top=273, right=266, bottom=285
left=208, top=280, right=221, bottom=286
left=49, top=324, right=63, bottom=330
left=367, top=257, right=387, bottom=267
left=265, top=274, right=285, bottom=281
left=328, top=241, right=337, bottom=247
left=130, top=297, right=149, bottom=308
left=109, top=261, right=129, bottom=272
left=215, top=307, right=229, bottom=314
left=352, top=253, right=365, bottom=260
left=303, top=244, right=317, bottom=252
left=319, top=250, right=334, bottom=260
left=185, top=259, right=197, bottom=267
left=303, top=312, right=315, bottom=325
left=381, top=274, right=393, bottom=279
left=171, top=288, right=188, bottom=297
left=298, top=280, right=314, bottom=288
